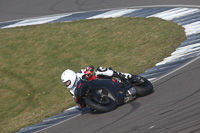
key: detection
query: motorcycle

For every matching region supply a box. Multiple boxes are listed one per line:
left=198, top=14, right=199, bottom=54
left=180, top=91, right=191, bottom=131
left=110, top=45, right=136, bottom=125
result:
left=73, top=74, right=153, bottom=112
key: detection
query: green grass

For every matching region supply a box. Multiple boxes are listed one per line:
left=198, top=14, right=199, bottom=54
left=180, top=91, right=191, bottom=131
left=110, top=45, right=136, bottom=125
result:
left=0, top=17, right=186, bottom=133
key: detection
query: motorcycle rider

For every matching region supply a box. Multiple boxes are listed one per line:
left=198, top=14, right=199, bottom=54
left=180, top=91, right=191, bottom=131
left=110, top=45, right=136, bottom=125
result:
left=61, top=66, right=132, bottom=108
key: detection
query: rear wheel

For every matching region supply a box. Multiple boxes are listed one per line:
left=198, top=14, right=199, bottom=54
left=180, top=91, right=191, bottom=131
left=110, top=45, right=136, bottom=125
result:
left=85, top=89, right=117, bottom=112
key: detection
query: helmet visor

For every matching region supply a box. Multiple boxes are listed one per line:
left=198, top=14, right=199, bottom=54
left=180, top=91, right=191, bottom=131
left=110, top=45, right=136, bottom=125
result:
left=65, top=80, right=71, bottom=88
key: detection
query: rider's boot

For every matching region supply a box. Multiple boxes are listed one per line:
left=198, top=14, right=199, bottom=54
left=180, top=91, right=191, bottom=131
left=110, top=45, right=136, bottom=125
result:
left=112, top=70, right=132, bottom=80
left=94, top=66, right=113, bottom=78
left=95, top=66, right=132, bottom=80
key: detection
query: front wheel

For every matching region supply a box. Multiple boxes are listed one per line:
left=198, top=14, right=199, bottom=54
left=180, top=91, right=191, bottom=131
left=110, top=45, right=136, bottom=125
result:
left=85, top=89, right=117, bottom=112
left=133, top=76, right=154, bottom=97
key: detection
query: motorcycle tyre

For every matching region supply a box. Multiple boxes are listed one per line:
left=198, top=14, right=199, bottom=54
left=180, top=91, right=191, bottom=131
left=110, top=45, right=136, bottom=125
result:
left=134, top=77, right=153, bottom=97
left=85, top=94, right=117, bottom=112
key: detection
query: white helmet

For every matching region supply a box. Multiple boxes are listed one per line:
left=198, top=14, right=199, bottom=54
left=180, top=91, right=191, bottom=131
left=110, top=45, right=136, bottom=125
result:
left=61, top=69, right=77, bottom=89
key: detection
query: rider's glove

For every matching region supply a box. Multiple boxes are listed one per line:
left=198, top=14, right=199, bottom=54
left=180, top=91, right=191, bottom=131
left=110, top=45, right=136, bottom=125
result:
left=83, top=66, right=94, bottom=78
left=85, top=66, right=94, bottom=74
left=85, top=70, right=92, bottom=75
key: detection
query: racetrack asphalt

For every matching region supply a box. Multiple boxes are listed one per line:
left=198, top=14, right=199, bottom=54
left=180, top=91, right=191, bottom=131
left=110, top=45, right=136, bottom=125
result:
left=1, top=0, right=200, bottom=22
left=1, top=0, right=200, bottom=133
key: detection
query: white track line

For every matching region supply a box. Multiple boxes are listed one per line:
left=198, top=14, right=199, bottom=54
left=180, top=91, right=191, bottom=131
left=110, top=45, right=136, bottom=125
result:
left=148, top=8, right=199, bottom=20
left=2, top=14, right=71, bottom=28
left=88, top=9, right=140, bottom=19
left=35, top=114, right=82, bottom=133
left=152, top=55, right=200, bottom=83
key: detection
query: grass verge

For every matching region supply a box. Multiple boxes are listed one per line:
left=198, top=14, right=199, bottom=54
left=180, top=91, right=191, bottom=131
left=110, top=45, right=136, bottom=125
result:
left=0, top=17, right=186, bottom=133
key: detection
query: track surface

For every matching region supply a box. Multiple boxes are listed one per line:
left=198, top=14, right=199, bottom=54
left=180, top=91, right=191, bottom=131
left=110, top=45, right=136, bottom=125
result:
left=2, top=0, right=200, bottom=133
left=1, top=0, right=200, bottom=22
